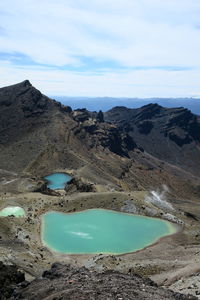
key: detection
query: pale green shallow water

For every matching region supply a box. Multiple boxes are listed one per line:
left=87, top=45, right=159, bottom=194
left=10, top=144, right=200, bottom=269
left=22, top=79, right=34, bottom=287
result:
left=0, top=206, right=25, bottom=217
left=42, top=209, right=177, bottom=254
left=44, top=173, right=72, bottom=190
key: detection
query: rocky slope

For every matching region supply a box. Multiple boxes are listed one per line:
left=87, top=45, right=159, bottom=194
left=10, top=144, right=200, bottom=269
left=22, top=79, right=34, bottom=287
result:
left=4, top=263, right=195, bottom=300
left=0, top=81, right=135, bottom=175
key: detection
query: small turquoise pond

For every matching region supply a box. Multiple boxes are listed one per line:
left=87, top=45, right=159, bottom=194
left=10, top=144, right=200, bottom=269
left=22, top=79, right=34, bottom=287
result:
left=42, top=209, right=177, bottom=254
left=45, top=173, right=72, bottom=190
left=0, top=206, right=25, bottom=217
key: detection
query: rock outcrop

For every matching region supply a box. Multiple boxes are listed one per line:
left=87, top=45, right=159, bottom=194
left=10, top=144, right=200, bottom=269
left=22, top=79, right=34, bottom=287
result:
left=65, top=177, right=95, bottom=193
left=0, top=262, right=25, bottom=299
left=13, top=263, right=197, bottom=300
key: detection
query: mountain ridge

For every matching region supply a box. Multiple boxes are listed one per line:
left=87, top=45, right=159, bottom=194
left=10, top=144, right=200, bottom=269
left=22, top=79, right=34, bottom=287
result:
left=105, top=104, right=200, bottom=177
left=0, top=81, right=199, bottom=199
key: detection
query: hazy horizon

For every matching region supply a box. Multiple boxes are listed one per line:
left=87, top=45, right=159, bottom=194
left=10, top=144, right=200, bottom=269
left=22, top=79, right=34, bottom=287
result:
left=53, top=95, right=200, bottom=115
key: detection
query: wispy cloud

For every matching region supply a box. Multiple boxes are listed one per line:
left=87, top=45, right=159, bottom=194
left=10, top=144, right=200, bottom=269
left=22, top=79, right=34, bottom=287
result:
left=0, top=0, right=200, bottom=96
left=1, top=51, right=192, bottom=73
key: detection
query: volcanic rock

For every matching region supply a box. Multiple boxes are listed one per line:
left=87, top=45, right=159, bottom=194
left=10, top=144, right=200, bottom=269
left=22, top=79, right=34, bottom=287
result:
left=13, top=263, right=197, bottom=300
left=0, top=262, right=25, bottom=299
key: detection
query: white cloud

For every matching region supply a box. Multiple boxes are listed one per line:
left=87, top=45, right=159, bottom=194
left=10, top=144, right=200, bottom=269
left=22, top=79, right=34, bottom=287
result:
left=1, top=61, right=200, bottom=98
left=0, top=0, right=200, bottom=96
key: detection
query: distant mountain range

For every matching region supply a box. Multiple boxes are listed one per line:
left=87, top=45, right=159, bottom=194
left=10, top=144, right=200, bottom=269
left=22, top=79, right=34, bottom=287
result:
left=54, top=96, right=200, bottom=115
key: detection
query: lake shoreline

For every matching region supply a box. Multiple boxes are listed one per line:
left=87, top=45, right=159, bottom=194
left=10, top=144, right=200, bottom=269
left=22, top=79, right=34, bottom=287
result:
left=41, top=208, right=180, bottom=256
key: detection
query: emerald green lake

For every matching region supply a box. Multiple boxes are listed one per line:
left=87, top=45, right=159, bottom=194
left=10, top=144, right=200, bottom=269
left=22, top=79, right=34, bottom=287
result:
left=42, top=209, right=177, bottom=254
left=0, top=206, right=25, bottom=217
left=44, top=173, right=72, bottom=190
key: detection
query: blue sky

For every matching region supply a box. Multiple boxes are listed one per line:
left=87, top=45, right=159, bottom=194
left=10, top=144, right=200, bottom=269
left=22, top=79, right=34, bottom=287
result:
left=0, top=0, right=200, bottom=97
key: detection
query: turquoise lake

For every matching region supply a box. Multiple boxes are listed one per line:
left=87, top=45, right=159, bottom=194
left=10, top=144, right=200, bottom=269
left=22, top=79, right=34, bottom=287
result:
left=42, top=209, right=176, bottom=254
left=45, top=173, right=72, bottom=189
left=0, top=206, right=25, bottom=217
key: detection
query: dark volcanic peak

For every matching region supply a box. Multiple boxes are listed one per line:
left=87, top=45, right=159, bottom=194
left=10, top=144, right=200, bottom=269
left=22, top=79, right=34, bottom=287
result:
left=0, top=79, right=73, bottom=117
left=0, top=80, right=51, bottom=143
left=0, top=79, right=45, bottom=109
left=13, top=79, right=32, bottom=87
left=0, top=80, right=71, bottom=113
left=0, top=79, right=32, bottom=90
left=0, top=80, right=72, bottom=147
